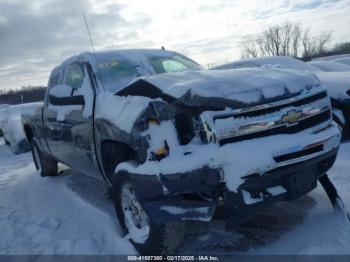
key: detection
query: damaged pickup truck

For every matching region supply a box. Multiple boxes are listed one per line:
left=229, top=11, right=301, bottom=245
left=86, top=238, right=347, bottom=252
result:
left=22, top=49, right=343, bottom=254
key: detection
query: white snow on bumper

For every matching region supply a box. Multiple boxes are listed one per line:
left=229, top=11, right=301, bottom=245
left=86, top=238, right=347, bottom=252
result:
left=117, top=122, right=341, bottom=192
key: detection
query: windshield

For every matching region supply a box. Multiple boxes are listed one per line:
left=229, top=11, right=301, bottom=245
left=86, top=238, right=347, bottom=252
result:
left=98, top=58, right=142, bottom=93
left=147, top=54, right=204, bottom=74
left=98, top=53, right=204, bottom=93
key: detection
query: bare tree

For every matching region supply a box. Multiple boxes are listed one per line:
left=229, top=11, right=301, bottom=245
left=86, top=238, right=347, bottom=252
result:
left=301, top=29, right=331, bottom=60
left=240, top=35, right=259, bottom=58
left=240, top=22, right=331, bottom=60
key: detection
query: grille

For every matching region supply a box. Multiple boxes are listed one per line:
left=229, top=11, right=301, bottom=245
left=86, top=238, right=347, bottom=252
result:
left=219, top=109, right=331, bottom=146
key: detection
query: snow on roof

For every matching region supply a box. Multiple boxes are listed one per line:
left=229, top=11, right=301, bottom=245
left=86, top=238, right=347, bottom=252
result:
left=213, top=56, right=350, bottom=100
left=140, top=67, right=321, bottom=103
left=308, top=61, right=350, bottom=72
left=312, top=54, right=350, bottom=61
left=333, top=57, right=350, bottom=66
left=213, top=56, right=321, bottom=73
left=58, top=49, right=178, bottom=72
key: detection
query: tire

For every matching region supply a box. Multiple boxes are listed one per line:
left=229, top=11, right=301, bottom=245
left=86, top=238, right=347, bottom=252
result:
left=31, top=141, right=58, bottom=177
left=111, top=173, right=186, bottom=255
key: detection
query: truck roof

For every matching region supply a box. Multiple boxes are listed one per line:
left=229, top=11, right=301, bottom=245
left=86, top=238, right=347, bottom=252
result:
left=54, top=49, right=179, bottom=72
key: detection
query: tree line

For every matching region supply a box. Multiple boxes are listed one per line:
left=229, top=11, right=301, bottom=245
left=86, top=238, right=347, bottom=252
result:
left=1, top=21, right=349, bottom=104
left=0, top=86, right=46, bottom=105
left=240, top=21, right=349, bottom=61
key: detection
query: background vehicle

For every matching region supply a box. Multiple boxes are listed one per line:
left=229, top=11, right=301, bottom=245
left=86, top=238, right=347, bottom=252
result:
left=312, top=54, right=350, bottom=62
left=213, top=56, right=350, bottom=139
left=0, top=104, right=9, bottom=137
left=23, top=49, right=341, bottom=254
left=308, top=61, right=350, bottom=72
left=1, top=103, right=42, bottom=154
left=333, top=57, right=350, bottom=66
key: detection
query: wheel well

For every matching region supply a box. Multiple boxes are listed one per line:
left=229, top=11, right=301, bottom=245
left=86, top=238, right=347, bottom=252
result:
left=100, top=140, right=136, bottom=180
left=23, top=125, right=33, bottom=144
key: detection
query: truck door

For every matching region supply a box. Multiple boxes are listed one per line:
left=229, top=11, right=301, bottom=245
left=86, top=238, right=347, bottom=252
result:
left=44, top=62, right=100, bottom=178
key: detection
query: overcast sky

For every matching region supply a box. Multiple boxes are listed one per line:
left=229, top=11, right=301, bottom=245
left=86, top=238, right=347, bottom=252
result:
left=0, top=0, right=349, bottom=91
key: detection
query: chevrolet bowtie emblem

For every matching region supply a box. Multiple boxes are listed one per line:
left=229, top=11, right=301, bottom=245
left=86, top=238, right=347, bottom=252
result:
left=281, top=110, right=302, bottom=125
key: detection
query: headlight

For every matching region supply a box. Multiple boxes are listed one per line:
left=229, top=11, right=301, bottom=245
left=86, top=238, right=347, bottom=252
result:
left=146, top=119, right=178, bottom=161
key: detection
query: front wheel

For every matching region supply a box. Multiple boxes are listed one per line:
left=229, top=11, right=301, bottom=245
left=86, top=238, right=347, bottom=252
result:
left=31, top=140, right=58, bottom=177
left=112, top=173, right=186, bottom=255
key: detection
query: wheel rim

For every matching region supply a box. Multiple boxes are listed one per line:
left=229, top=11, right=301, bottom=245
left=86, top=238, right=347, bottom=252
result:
left=32, top=145, right=42, bottom=172
left=121, top=183, right=150, bottom=244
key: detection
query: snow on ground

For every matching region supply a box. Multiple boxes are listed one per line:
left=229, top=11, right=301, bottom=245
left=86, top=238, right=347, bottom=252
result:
left=0, top=137, right=349, bottom=255
left=0, top=138, right=136, bottom=255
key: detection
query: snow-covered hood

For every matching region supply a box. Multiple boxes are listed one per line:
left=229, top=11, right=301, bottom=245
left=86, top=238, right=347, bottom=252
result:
left=132, top=68, right=320, bottom=106
left=314, top=72, right=350, bottom=100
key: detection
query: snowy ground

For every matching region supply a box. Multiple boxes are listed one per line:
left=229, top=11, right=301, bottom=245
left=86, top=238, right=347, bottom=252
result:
left=0, top=137, right=349, bottom=255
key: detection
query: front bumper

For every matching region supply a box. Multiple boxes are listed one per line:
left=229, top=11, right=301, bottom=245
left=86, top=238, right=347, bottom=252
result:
left=125, top=123, right=341, bottom=226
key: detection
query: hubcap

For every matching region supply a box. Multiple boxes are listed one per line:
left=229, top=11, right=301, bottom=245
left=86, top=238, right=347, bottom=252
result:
left=121, top=183, right=150, bottom=244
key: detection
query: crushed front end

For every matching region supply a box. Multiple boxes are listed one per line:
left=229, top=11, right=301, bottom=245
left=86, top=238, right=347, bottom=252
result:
left=117, top=85, right=341, bottom=227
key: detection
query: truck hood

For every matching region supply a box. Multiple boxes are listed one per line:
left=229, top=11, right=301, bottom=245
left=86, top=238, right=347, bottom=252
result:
left=118, top=68, right=321, bottom=108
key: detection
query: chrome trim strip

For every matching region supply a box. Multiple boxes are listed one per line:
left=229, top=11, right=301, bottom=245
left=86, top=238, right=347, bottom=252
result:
left=213, top=98, right=331, bottom=142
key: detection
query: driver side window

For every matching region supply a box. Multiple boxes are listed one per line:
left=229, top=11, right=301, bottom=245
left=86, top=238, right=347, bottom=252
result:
left=64, top=64, right=84, bottom=89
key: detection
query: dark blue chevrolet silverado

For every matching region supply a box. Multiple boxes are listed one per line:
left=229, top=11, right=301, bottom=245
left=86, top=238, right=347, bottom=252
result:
left=22, top=49, right=342, bottom=254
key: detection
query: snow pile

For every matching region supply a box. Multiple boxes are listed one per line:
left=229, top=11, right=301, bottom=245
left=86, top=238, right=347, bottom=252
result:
left=49, top=85, right=72, bottom=98
left=117, top=122, right=340, bottom=192
left=145, top=120, right=179, bottom=153
left=139, top=67, right=320, bottom=103
left=96, top=93, right=151, bottom=133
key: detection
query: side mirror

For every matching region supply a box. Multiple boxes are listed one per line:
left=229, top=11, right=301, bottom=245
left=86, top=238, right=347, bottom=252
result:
left=49, top=95, right=85, bottom=106
left=48, top=85, right=85, bottom=106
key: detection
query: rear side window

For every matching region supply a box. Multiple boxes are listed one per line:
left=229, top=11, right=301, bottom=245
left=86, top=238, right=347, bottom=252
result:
left=64, top=64, right=84, bottom=89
